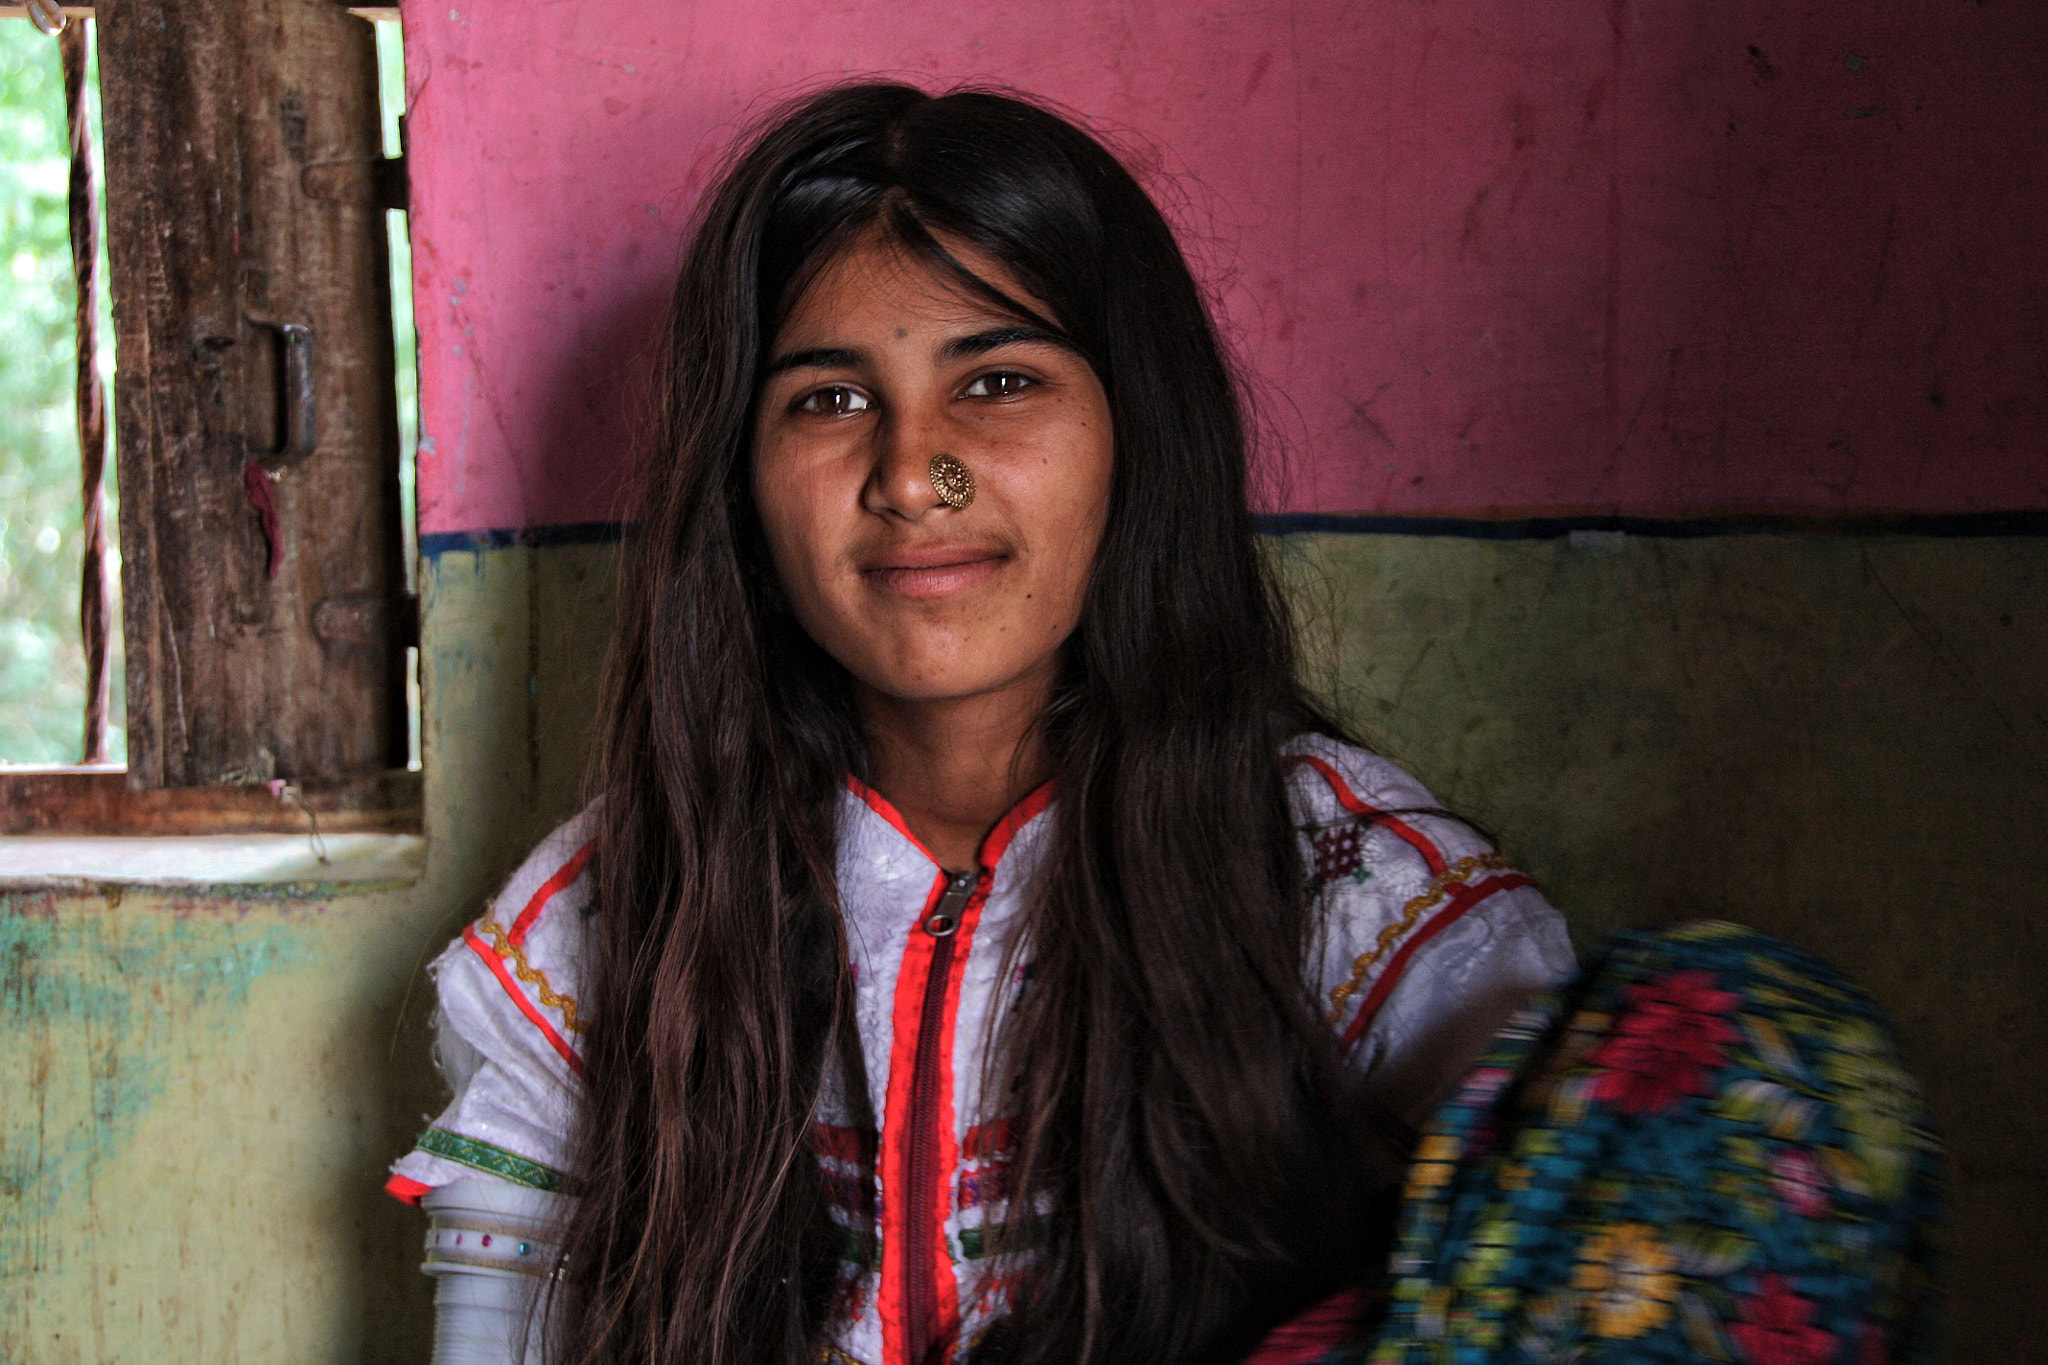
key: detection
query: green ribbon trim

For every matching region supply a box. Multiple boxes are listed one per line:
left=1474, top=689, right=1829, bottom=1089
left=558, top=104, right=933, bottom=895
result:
left=416, top=1126, right=569, bottom=1193
left=957, top=1218, right=1047, bottom=1261
left=831, top=1222, right=878, bottom=1268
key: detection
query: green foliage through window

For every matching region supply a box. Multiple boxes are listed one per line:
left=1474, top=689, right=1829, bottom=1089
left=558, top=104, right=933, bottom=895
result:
left=0, top=19, right=119, bottom=766
left=0, top=17, right=416, bottom=769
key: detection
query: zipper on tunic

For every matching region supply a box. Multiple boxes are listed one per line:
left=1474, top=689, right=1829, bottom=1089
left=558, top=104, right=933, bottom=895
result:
left=904, top=868, right=978, bottom=1365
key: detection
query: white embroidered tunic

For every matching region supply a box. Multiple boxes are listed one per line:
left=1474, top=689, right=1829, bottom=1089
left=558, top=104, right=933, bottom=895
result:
left=388, top=737, right=1575, bottom=1365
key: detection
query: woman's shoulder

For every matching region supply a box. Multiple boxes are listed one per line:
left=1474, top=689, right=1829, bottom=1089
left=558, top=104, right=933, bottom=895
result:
left=1286, top=730, right=1450, bottom=820
left=430, top=800, right=602, bottom=1083
left=387, top=805, right=600, bottom=1204
left=1281, top=735, right=1574, bottom=1069
left=1282, top=732, right=1491, bottom=872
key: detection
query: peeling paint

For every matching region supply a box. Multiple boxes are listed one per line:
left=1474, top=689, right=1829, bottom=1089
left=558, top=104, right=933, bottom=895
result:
left=0, top=903, right=316, bottom=1245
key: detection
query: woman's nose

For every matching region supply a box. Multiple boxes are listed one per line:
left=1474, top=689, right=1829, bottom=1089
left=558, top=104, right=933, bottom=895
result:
left=862, top=407, right=959, bottom=521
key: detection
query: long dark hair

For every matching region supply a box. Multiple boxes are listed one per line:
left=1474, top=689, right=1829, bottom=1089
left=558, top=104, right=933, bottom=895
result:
left=558, top=82, right=1402, bottom=1365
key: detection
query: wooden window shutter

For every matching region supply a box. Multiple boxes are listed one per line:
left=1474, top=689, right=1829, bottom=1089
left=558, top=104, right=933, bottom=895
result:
left=99, top=0, right=406, bottom=789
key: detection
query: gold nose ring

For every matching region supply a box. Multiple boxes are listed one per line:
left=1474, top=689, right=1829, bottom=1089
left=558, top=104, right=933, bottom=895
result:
left=929, top=454, right=974, bottom=509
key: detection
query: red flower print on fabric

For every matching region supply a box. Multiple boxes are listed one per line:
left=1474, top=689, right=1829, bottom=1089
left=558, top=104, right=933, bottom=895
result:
left=1586, top=968, right=1741, bottom=1115
left=1771, top=1147, right=1830, bottom=1218
left=1454, top=1065, right=1516, bottom=1108
left=1313, top=823, right=1365, bottom=884
left=1729, top=1274, right=1835, bottom=1365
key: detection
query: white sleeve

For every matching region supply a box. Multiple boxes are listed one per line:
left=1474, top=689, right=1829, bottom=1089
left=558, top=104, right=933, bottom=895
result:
left=389, top=807, right=598, bottom=1202
left=1288, top=736, right=1576, bottom=1131
left=1348, top=882, right=1574, bottom=1129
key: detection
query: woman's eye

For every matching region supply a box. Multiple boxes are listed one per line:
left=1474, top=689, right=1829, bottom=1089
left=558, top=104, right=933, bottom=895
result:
left=962, top=371, right=1034, bottom=399
left=796, top=386, right=871, bottom=416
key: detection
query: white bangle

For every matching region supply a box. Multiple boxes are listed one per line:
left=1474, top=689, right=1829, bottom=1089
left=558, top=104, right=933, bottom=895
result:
left=420, top=1179, right=577, bottom=1365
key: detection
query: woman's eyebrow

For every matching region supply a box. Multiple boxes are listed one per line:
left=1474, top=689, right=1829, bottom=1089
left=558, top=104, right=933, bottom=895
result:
left=940, top=326, right=1076, bottom=361
left=763, top=345, right=864, bottom=378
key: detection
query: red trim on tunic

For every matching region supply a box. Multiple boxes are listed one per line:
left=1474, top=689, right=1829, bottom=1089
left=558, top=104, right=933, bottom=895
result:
left=812, top=1122, right=873, bottom=1164
left=877, top=867, right=951, bottom=1365
left=846, top=776, right=1056, bottom=872
left=977, top=782, right=1055, bottom=868
left=508, top=839, right=594, bottom=945
left=849, top=777, right=947, bottom=866
left=1241, top=1287, right=1372, bottom=1364
left=961, top=1118, right=1017, bottom=1161
left=924, top=868, right=994, bottom=1356
left=461, top=924, right=589, bottom=1079
left=1338, top=873, right=1534, bottom=1050
left=959, top=1118, right=1018, bottom=1211
left=385, top=1173, right=433, bottom=1206
left=1291, top=753, right=1449, bottom=876
left=847, top=774, right=1054, bottom=1363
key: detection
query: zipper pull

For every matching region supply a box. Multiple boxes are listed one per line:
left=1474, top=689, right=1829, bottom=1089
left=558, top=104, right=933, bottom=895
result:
left=924, top=870, right=976, bottom=937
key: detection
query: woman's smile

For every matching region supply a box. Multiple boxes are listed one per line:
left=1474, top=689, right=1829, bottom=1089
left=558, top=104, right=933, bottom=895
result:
left=859, top=540, right=1011, bottom=599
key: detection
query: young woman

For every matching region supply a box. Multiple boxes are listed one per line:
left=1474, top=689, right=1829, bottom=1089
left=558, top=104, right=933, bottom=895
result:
left=388, top=84, right=1938, bottom=1365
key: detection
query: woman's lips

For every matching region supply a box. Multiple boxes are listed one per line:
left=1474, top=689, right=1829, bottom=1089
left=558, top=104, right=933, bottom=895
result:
left=861, top=547, right=1007, bottom=599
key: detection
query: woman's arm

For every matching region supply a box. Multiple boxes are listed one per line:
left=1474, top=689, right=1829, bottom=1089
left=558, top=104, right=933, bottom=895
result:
left=420, top=1178, right=576, bottom=1365
left=385, top=811, right=599, bottom=1361
left=1288, top=738, right=1576, bottom=1125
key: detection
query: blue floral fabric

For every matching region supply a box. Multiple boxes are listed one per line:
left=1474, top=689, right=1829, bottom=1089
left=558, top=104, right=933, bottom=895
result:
left=1327, top=920, right=1943, bottom=1365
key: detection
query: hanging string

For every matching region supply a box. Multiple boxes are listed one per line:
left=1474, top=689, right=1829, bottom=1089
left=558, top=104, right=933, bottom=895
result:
left=267, top=780, right=332, bottom=865
left=57, top=18, right=111, bottom=764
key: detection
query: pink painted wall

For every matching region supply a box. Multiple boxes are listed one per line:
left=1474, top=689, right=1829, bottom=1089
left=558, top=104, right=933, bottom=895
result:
left=402, top=1, right=2047, bottom=535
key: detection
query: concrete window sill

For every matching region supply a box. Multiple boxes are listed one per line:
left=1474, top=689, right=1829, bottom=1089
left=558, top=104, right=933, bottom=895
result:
left=0, top=832, right=426, bottom=891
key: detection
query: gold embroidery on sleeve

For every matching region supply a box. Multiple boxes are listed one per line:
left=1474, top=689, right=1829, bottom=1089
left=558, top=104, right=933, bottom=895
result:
left=475, top=914, right=585, bottom=1033
left=1325, top=852, right=1510, bottom=1024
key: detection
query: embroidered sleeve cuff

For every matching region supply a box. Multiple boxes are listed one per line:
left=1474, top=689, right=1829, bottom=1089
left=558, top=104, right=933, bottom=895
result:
left=388, top=1126, right=574, bottom=1201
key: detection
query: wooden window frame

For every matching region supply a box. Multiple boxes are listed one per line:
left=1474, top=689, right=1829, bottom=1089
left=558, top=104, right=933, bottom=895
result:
left=0, top=0, right=420, bottom=840
left=0, top=765, right=420, bottom=835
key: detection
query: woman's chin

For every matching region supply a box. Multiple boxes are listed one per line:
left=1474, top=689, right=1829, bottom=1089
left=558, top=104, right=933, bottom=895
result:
left=850, top=651, right=1059, bottom=711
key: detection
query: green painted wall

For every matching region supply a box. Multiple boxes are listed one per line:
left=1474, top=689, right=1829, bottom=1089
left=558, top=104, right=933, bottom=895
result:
left=1281, top=530, right=2048, bottom=1359
left=0, top=541, right=614, bottom=1362
left=3, top=532, right=2041, bottom=1359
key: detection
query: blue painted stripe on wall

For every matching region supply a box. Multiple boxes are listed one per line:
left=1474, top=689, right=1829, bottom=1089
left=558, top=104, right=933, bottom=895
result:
left=419, top=521, right=626, bottom=558
left=421, top=510, right=2048, bottom=558
left=1255, top=510, right=2048, bottom=539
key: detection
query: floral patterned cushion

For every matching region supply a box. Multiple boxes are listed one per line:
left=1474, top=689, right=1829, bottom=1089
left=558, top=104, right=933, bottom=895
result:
left=1316, top=920, right=1944, bottom=1365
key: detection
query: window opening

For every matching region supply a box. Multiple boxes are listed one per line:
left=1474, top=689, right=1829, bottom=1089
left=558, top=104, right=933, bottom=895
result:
left=374, top=15, right=420, bottom=772
left=0, top=13, right=118, bottom=767
left=0, top=4, right=421, bottom=838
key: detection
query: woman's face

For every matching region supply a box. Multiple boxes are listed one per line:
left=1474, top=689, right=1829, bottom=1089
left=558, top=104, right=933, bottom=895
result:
left=752, top=234, right=1114, bottom=707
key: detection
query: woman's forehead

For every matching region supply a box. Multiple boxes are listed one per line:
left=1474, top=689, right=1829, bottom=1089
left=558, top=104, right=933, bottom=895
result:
left=773, top=228, right=1052, bottom=351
